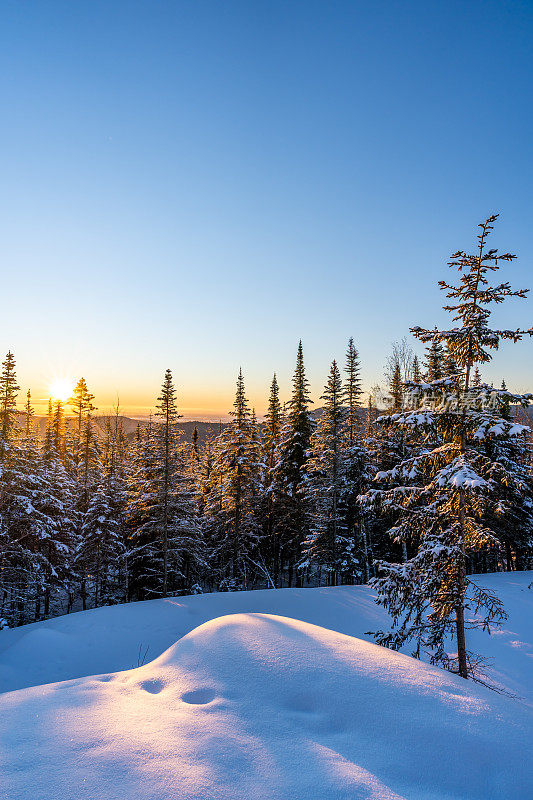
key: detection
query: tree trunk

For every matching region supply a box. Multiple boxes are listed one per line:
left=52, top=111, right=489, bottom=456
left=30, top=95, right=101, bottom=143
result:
left=455, top=599, right=468, bottom=679
left=456, top=490, right=468, bottom=679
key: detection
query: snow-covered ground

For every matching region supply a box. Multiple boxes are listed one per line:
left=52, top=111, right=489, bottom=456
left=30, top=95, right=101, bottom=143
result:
left=1, top=572, right=532, bottom=799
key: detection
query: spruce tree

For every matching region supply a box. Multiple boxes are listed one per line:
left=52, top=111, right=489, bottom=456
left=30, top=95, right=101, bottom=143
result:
left=43, top=399, right=55, bottom=462
left=412, top=355, right=421, bottom=383
left=69, top=378, right=96, bottom=438
left=52, top=399, right=66, bottom=463
left=344, top=338, right=363, bottom=445
left=423, top=335, right=445, bottom=381
left=77, top=412, right=102, bottom=512
left=0, top=351, right=20, bottom=461
left=203, top=369, right=261, bottom=590
left=369, top=215, right=532, bottom=680
left=261, top=374, right=284, bottom=585
left=389, top=362, right=403, bottom=411
left=75, top=484, right=124, bottom=607
left=302, top=360, right=358, bottom=584
left=127, top=370, right=203, bottom=598
left=273, top=341, right=314, bottom=586
left=24, top=390, right=34, bottom=437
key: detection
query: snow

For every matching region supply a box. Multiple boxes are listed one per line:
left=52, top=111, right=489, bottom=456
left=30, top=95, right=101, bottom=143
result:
left=0, top=585, right=386, bottom=694
left=1, top=573, right=533, bottom=799
left=434, top=456, right=488, bottom=489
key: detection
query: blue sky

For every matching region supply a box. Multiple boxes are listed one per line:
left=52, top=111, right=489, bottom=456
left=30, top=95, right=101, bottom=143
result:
left=1, top=0, right=532, bottom=417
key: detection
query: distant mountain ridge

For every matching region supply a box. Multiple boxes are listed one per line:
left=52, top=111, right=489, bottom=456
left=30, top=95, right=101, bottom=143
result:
left=18, top=404, right=532, bottom=447
left=19, top=414, right=228, bottom=446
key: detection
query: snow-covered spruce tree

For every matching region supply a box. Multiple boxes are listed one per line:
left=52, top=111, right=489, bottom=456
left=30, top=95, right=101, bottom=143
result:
left=0, top=355, right=39, bottom=625
left=0, top=388, right=45, bottom=625
left=260, top=374, right=285, bottom=587
left=363, top=358, right=420, bottom=573
left=195, top=426, right=217, bottom=518
left=203, top=369, right=261, bottom=590
left=474, top=385, right=533, bottom=573
left=68, top=378, right=96, bottom=471
left=78, top=414, right=102, bottom=504
left=2, top=426, right=78, bottom=625
left=69, top=404, right=102, bottom=609
left=366, top=215, right=532, bottom=680
left=74, top=483, right=124, bottom=607
left=43, top=456, right=78, bottom=617
left=127, top=370, right=204, bottom=599
left=0, top=351, right=20, bottom=462
left=101, top=409, right=131, bottom=601
left=37, top=393, right=80, bottom=615
left=340, top=339, right=372, bottom=584
left=302, top=360, right=359, bottom=585
left=272, top=341, right=314, bottom=586
left=125, top=419, right=158, bottom=597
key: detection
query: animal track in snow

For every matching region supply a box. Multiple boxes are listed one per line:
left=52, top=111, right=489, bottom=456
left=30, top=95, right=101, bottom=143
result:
left=140, top=679, right=164, bottom=694
left=181, top=688, right=216, bottom=705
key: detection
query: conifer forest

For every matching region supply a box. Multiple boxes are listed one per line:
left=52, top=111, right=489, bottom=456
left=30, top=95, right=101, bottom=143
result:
left=4, top=4, right=533, bottom=797
left=1, top=217, right=531, bottom=681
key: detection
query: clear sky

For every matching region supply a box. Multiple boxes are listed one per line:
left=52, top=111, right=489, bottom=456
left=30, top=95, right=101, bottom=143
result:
left=1, top=0, right=532, bottom=419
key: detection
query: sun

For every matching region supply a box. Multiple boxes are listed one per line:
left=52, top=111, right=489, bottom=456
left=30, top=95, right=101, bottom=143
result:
left=49, top=377, right=74, bottom=404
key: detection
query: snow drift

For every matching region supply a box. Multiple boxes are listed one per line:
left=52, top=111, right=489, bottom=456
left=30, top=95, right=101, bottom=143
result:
left=2, top=611, right=532, bottom=800
left=1, top=571, right=532, bottom=701
left=1, top=573, right=532, bottom=799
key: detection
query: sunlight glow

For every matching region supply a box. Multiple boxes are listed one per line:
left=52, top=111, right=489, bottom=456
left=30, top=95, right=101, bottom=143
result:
left=49, top=377, right=74, bottom=404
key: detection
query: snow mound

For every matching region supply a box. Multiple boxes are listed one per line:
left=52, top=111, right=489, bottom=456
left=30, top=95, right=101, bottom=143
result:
left=1, top=612, right=532, bottom=800
left=2, top=572, right=532, bottom=703
left=0, top=583, right=387, bottom=693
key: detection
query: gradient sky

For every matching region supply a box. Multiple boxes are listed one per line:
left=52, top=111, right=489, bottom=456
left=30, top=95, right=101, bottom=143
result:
left=1, top=0, right=532, bottom=419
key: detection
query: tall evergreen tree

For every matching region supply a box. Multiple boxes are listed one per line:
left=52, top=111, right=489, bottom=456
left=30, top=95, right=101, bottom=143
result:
left=52, top=399, right=66, bottom=463
left=77, top=412, right=101, bottom=512
left=43, top=399, right=55, bottom=462
left=0, top=351, right=20, bottom=461
left=303, top=360, right=358, bottom=584
left=69, top=378, right=96, bottom=435
left=24, top=390, right=34, bottom=437
left=204, top=370, right=261, bottom=590
left=273, top=341, right=314, bottom=586
left=412, top=355, right=421, bottom=383
left=344, top=338, right=363, bottom=445
left=261, top=374, right=284, bottom=585
left=127, top=370, right=203, bottom=598
left=389, top=362, right=403, bottom=411
left=75, top=483, right=124, bottom=607
left=369, top=216, right=532, bottom=680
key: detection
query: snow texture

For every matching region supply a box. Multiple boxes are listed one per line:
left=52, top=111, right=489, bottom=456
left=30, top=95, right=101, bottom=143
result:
left=1, top=573, right=532, bottom=799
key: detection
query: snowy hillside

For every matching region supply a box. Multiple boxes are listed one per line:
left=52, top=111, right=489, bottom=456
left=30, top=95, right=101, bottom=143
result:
left=1, top=573, right=532, bottom=799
